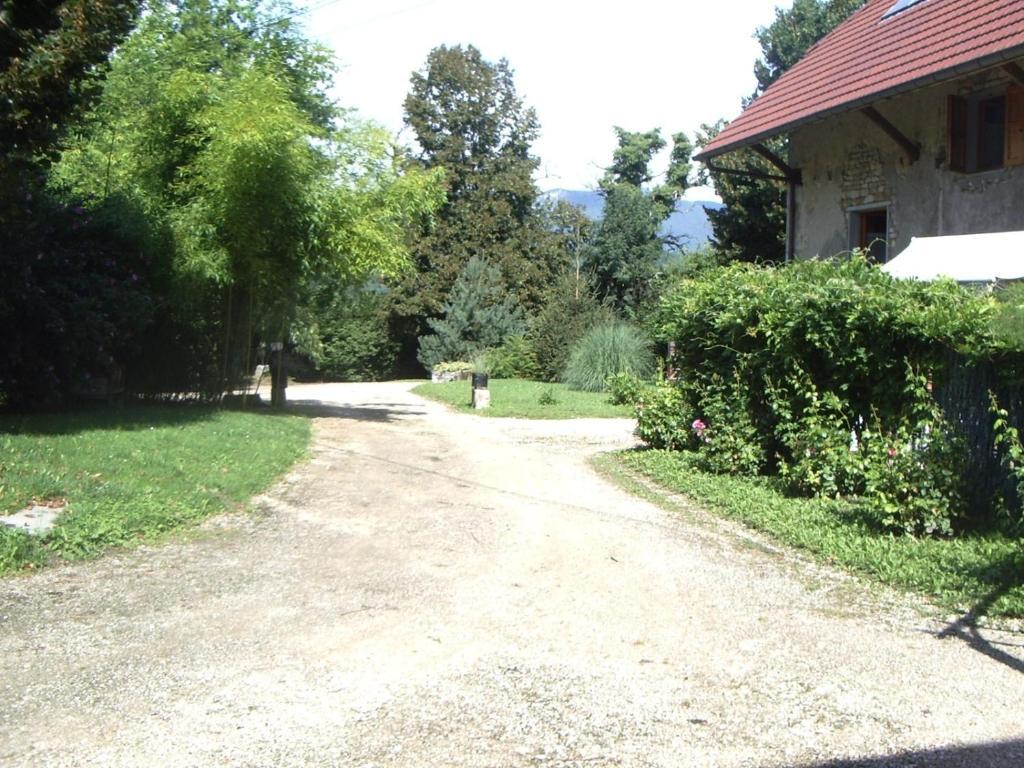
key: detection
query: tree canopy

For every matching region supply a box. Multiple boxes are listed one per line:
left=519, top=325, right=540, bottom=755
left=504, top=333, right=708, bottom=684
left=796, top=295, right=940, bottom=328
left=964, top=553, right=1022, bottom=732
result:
left=0, top=0, right=141, bottom=165
left=702, top=0, right=864, bottom=263
left=753, top=0, right=866, bottom=95
left=17, top=0, right=443, bottom=404
left=393, top=44, right=572, bottom=371
left=586, top=128, right=692, bottom=316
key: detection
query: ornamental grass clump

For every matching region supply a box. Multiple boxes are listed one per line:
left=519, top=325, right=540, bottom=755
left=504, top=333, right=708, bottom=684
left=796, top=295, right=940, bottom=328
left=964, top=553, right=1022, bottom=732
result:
left=563, top=321, right=654, bottom=392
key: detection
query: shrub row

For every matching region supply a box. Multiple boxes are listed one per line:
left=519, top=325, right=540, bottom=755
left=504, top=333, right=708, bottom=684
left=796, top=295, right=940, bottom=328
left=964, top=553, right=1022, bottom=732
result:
left=638, top=256, right=1022, bottom=537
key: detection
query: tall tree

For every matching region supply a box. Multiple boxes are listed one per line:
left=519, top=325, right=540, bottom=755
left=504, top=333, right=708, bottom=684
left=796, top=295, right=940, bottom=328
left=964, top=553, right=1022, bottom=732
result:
left=52, top=0, right=442, bottom=403
left=753, top=0, right=866, bottom=94
left=394, top=44, right=555, bottom=367
left=0, top=0, right=141, bottom=166
left=586, top=128, right=691, bottom=316
left=602, top=127, right=665, bottom=188
left=703, top=0, right=864, bottom=263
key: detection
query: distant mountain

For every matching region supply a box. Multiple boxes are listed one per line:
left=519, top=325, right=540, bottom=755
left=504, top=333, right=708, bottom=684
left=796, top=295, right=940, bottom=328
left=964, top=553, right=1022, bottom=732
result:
left=541, top=188, right=722, bottom=248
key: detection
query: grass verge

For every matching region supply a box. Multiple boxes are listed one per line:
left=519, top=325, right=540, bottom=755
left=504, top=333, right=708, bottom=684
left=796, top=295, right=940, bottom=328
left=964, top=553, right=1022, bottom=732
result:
left=0, top=405, right=310, bottom=574
left=599, top=448, right=1024, bottom=619
left=412, top=378, right=632, bottom=419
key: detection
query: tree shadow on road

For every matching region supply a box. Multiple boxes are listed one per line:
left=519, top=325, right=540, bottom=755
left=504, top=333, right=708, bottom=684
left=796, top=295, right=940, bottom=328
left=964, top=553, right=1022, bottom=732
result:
left=929, top=549, right=1024, bottom=676
left=285, top=399, right=427, bottom=422
left=789, top=738, right=1024, bottom=768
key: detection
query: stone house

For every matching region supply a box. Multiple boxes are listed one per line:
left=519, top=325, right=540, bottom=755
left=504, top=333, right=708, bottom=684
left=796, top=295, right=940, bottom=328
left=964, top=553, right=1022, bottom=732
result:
left=695, top=0, right=1024, bottom=264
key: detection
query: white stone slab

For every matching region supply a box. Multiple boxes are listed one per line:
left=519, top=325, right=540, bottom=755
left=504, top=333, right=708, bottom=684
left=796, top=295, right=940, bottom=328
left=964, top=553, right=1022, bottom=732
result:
left=0, top=504, right=64, bottom=535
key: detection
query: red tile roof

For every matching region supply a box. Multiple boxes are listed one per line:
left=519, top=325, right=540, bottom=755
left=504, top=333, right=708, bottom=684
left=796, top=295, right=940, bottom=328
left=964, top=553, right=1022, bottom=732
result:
left=696, top=0, right=1024, bottom=159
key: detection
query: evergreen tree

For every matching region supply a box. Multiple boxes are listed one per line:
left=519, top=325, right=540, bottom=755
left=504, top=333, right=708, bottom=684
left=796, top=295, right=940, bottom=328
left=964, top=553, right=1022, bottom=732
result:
left=529, top=272, right=614, bottom=382
left=417, top=256, right=526, bottom=370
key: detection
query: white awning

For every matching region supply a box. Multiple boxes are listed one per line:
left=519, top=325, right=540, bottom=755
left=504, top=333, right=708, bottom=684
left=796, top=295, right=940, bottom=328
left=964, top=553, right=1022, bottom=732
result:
left=881, top=231, right=1024, bottom=282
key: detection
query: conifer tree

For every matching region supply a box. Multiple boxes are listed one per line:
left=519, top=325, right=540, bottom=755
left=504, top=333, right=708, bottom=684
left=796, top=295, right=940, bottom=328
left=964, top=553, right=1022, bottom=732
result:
left=417, top=256, right=526, bottom=370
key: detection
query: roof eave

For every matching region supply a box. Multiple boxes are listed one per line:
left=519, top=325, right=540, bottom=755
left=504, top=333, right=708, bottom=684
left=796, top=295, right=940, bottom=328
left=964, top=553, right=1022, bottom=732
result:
left=694, top=43, right=1024, bottom=162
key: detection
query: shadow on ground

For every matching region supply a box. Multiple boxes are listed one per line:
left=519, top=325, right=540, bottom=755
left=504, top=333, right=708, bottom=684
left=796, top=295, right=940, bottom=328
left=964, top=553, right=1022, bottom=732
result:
left=932, top=550, right=1024, bottom=675
left=0, top=403, right=221, bottom=436
left=286, top=399, right=426, bottom=422
left=791, top=738, right=1024, bottom=767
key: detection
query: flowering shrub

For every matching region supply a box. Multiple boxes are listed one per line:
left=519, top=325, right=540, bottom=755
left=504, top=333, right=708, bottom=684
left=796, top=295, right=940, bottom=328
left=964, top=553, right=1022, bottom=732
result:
left=770, top=374, right=866, bottom=498
left=860, top=415, right=966, bottom=537
left=690, top=375, right=765, bottom=477
left=638, top=257, right=997, bottom=536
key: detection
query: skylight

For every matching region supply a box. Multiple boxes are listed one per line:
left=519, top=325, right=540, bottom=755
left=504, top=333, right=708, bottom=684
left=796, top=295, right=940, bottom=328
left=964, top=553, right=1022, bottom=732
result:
left=882, top=0, right=927, bottom=19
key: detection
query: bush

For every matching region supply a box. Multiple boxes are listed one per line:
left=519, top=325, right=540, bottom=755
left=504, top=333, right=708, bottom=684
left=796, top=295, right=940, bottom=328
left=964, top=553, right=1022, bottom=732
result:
left=634, top=383, right=694, bottom=451
left=563, top=321, right=654, bottom=392
left=606, top=371, right=649, bottom=406
left=860, top=378, right=968, bottom=536
left=486, top=335, right=540, bottom=379
left=691, top=372, right=766, bottom=477
left=1, top=185, right=155, bottom=407
left=529, top=273, right=616, bottom=382
left=991, top=282, right=1024, bottom=350
left=772, top=373, right=865, bottom=498
left=656, top=256, right=993, bottom=432
left=295, top=283, right=397, bottom=382
left=645, top=256, right=1004, bottom=535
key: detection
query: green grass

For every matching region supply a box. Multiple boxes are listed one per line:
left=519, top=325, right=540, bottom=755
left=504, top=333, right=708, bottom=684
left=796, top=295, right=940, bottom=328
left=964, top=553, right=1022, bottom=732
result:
left=0, top=405, right=310, bottom=573
left=598, top=449, right=1024, bottom=619
left=413, top=378, right=632, bottom=419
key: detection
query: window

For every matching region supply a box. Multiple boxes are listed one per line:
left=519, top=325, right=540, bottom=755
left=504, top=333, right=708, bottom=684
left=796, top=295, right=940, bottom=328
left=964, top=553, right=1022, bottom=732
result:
left=949, top=85, right=1024, bottom=173
left=977, top=96, right=1006, bottom=171
left=882, top=0, right=927, bottom=20
left=851, top=208, right=888, bottom=263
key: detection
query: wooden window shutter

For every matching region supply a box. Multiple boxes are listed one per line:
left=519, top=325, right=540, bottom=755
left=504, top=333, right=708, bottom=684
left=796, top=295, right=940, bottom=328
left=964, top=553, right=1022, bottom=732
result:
left=1006, top=85, right=1024, bottom=167
left=948, top=95, right=968, bottom=171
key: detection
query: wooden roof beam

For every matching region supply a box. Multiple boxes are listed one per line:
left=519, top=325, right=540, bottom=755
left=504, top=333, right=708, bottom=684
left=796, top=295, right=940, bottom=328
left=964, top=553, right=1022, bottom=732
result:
left=861, top=106, right=920, bottom=163
left=750, top=143, right=802, bottom=184
left=1004, top=62, right=1024, bottom=87
left=704, top=160, right=791, bottom=184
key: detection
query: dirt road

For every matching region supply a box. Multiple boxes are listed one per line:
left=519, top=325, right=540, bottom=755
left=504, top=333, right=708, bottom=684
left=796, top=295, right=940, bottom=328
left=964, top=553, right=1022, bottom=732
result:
left=1, top=381, right=1022, bottom=767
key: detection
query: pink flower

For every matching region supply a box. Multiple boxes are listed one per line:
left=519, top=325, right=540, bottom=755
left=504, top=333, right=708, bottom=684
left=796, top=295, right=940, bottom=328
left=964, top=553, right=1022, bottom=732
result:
left=692, top=419, right=706, bottom=432
left=887, top=447, right=898, bottom=458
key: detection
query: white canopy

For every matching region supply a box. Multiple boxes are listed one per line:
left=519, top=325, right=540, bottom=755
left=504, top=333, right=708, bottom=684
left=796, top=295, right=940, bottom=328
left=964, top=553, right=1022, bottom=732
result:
left=881, top=231, right=1024, bottom=282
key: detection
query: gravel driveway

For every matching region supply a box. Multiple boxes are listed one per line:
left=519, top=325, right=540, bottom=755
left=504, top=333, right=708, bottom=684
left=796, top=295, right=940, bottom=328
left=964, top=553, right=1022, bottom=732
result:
left=1, top=381, right=1022, bottom=767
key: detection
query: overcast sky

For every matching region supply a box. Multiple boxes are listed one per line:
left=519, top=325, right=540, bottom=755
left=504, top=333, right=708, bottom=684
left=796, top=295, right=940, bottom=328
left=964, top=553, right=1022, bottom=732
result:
left=301, top=0, right=794, bottom=199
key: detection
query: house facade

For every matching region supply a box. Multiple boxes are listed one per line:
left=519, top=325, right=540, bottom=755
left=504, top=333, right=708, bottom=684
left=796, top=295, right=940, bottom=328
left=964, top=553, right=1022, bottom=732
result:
left=696, top=0, right=1024, bottom=264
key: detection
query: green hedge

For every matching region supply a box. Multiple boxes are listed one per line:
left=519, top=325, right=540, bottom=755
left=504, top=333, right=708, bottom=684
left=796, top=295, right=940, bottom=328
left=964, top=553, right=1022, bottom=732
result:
left=646, top=256, right=1023, bottom=535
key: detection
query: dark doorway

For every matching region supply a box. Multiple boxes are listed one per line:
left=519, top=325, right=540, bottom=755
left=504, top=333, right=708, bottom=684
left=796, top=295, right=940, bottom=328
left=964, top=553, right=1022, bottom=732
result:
left=856, top=208, right=888, bottom=262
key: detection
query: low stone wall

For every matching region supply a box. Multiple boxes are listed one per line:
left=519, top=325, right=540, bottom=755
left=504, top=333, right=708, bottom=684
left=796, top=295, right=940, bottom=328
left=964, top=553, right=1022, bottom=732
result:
left=431, top=370, right=472, bottom=384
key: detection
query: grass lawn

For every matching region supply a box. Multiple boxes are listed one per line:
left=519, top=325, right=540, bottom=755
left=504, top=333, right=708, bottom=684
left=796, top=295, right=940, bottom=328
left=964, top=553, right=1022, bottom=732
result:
left=413, top=378, right=632, bottom=419
left=0, top=405, right=310, bottom=574
left=596, top=449, right=1024, bottom=620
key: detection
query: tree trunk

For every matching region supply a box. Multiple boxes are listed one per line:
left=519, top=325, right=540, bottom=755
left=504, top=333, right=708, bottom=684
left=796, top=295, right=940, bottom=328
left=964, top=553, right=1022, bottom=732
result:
left=270, top=343, right=287, bottom=408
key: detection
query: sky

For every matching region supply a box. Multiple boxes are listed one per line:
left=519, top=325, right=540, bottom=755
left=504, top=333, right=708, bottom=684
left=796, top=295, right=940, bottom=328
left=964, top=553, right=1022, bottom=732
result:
left=301, top=0, right=794, bottom=200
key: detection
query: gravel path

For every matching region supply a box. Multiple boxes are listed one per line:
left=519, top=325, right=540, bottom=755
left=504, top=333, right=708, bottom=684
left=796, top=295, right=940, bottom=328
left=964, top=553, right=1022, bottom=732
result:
left=1, top=381, right=1022, bottom=767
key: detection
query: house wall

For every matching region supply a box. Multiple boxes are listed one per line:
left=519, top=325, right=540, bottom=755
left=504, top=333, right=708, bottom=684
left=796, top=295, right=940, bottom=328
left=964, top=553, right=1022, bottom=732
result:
left=790, top=64, right=1024, bottom=260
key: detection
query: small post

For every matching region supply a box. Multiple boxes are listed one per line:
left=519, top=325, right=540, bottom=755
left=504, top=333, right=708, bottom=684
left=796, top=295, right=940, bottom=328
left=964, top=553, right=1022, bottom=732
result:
left=269, top=341, right=287, bottom=408
left=471, top=371, right=490, bottom=409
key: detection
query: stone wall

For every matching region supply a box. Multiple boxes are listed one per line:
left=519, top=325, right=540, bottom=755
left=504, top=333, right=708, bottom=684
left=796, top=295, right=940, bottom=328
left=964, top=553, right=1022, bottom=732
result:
left=789, top=61, right=1024, bottom=261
